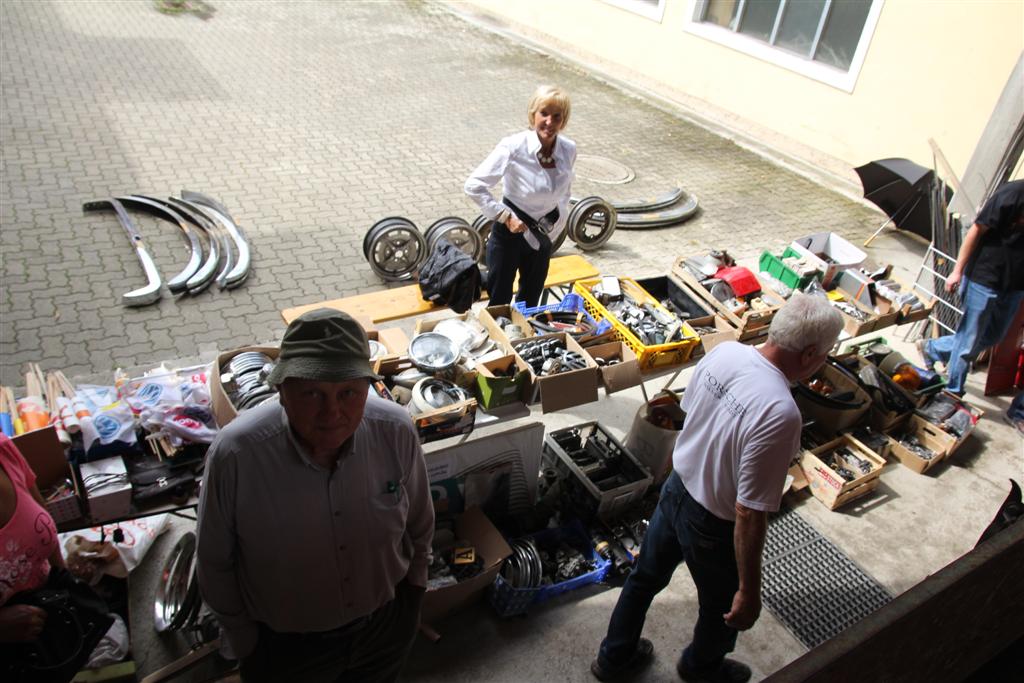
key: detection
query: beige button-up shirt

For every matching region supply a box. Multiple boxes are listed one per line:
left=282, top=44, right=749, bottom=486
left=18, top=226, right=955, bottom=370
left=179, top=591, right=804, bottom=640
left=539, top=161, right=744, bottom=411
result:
left=196, top=394, right=434, bottom=657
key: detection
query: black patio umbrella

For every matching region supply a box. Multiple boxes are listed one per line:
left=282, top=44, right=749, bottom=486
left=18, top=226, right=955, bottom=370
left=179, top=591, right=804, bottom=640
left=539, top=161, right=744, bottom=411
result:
left=855, top=157, right=952, bottom=244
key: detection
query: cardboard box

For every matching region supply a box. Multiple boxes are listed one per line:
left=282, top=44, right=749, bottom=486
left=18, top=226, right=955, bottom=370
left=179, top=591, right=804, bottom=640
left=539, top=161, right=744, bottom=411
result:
left=13, top=426, right=83, bottom=525
left=886, top=414, right=954, bottom=474
left=834, top=353, right=915, bottom=432
left=843, top=425, right=896, bottom=461
left=375, top=355, right=478, bottom=443
left=913, top=393, right=983, bottom=459
left=79, top=456, right=133, bottom=521
left=209, top=345, right=280, bottom=428
left=799, top=435, right=886, bottom=510
left=794, top=361, right=872, bottom=436
left=670, top=260, right=779, bottom=341
left=511, top=332, right=599, bottom=413
left=586, top=341, right=642, bottom=394
left=789, top=232, right=867, bottom=287
left=473, top=354, right=531, bottom=410
left=691, top=313, right=740, bottom=356
left=476, top=304, right=535, bottom=350
left=421, top=506, right=512, bottom=624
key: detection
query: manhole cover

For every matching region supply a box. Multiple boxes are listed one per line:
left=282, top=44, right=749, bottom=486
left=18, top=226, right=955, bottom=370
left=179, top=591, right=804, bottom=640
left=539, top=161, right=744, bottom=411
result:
left=575, top=154, right=635, bottom=185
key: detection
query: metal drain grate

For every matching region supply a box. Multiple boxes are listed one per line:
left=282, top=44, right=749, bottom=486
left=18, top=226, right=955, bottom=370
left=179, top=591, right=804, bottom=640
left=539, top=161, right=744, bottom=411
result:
left=762, top=507, right=892, bottom=649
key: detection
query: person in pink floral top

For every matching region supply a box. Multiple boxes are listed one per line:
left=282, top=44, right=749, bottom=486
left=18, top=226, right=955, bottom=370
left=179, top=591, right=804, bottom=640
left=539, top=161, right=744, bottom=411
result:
left=0, top=433, right=65, bottom=642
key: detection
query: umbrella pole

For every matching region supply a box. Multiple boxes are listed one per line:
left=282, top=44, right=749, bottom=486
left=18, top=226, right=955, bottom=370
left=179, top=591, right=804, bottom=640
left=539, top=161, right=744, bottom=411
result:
left=863, top=194, right=921, bottom=247
left=863, top=215, right=896, bottom=247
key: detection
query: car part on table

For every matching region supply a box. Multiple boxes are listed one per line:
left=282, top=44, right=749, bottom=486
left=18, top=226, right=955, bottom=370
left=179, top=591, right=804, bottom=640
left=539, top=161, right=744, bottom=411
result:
left=222, top=351, right=277, bottom=411
left=603, top=288, right=686, bottom=346
left=156, top=196, right=222, bottom=295
left=116, top=195, right=203, bottom=294
left=364, top=216, right=428, bottom=281
left=180, top=190, right=252, bottom=289
left=154, top=531, right=201, bottom=632
left=408, top=332, right=461, bottom=372
left=425, top=216, right=484, bottom=262
left=410, top=377, right=471, bottom=413
left=567, top=196, right=617, bottom=251
left=515, top=337, right=588, bottom=376
left=527, top=310, right=598, bottom=338
left=368, top=339, right=387, bottom=361
left=432, top=318, right=492, bottom=357
left=83, top=197, right=163, bottom=306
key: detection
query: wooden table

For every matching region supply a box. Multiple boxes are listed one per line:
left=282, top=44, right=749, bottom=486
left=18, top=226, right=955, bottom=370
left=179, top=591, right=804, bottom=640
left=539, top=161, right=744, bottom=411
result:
left=281, top=254, right=600, bottom=325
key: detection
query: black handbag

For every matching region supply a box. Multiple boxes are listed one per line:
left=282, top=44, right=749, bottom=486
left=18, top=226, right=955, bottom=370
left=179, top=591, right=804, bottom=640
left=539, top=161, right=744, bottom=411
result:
left=0, top=568, right=114, bottom=683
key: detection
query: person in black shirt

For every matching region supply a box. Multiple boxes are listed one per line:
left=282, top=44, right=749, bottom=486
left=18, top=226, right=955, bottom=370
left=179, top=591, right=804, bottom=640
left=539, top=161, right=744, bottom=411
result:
left=918, top=179, right=1024, bottom=395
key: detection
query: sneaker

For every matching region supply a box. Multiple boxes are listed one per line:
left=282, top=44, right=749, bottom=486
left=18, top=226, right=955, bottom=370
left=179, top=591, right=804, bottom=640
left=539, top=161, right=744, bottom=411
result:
left=677, top=657, right=752, bottom=683
left=1002, top=412, right=1024, bottom=437
left=915, top=339, right=936, bottom=372
left=590, top=638, right=654, bottom=681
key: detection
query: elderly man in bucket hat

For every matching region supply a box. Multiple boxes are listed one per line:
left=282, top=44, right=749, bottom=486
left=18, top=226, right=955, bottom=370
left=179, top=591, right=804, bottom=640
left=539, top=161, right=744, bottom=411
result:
left=197, top=308, right=434, bottom=683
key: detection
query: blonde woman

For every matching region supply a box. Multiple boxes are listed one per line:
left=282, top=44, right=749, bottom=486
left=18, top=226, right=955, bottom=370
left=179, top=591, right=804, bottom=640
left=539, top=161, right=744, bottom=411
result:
left=465, top=85, right=576, bottom=307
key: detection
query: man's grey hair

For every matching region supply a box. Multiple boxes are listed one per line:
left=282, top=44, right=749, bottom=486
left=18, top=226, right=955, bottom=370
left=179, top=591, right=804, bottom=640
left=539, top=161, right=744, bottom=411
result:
left=767, top=292, right=844, bottom=354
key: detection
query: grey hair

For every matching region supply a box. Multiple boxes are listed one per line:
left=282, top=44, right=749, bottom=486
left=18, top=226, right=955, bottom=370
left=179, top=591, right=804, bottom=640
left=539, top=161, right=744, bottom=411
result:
left=767, top=292, right=843, bottom=354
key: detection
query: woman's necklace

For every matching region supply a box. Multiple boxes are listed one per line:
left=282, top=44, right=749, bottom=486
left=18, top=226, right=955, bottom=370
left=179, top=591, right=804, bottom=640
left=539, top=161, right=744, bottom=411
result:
left=537, top=147, right=555, bottom=165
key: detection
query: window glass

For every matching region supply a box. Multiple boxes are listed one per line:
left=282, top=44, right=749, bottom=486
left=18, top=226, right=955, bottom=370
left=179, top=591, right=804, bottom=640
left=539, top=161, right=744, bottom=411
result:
left=738, top=0, right=781, bottom=42
left=704, top=0, right=741, bottom=30
left=815, top=0, right=872, bottom=70
left=776, top=0, right=826, bottom=57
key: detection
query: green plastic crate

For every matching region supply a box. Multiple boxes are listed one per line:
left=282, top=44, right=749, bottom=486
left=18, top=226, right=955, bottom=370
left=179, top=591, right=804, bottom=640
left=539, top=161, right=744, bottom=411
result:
left=759, top=247, right=822, bottom=291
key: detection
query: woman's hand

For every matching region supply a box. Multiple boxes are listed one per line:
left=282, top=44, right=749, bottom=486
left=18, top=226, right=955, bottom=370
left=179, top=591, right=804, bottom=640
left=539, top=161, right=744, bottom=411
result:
left=506, top=216, right=527, bottom=234
left=0, top=604, right=47, bottom=642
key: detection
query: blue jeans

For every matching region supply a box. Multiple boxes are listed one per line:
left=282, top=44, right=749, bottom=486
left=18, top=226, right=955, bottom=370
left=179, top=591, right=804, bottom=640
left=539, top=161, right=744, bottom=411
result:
left=598, top=472, right=738, bottom=672
left=1008, top=392, right=1024, bottom=422
left=925, top=278, right=1024, bottom=395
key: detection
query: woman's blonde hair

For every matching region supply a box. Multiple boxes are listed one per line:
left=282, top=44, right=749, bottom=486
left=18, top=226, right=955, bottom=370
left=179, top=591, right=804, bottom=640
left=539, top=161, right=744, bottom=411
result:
left=527, top=85, right=571, bottom=130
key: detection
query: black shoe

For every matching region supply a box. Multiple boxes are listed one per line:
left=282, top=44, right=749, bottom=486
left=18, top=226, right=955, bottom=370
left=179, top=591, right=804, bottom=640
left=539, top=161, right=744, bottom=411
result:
left=590, top=638, right=654, bottom=681
left=677, top=657, right=752, bottom=683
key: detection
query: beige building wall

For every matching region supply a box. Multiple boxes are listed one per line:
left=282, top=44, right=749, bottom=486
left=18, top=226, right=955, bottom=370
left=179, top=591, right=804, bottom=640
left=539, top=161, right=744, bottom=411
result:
left=448, top=0, right=1023, bottom=191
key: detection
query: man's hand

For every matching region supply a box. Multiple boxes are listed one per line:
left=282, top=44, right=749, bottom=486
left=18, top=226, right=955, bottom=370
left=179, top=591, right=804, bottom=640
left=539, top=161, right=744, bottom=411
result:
left=506, top=216, right=526, bottom=234
left=723, top=588, right=761, bottom=630
left=945, top=268, right=962, bottom=293
left=0, top=604, right=47, bottom=642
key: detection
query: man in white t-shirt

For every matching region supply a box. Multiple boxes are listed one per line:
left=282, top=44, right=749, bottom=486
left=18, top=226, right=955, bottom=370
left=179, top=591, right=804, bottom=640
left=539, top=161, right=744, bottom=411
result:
left=592, top=294, right=842, bottom=683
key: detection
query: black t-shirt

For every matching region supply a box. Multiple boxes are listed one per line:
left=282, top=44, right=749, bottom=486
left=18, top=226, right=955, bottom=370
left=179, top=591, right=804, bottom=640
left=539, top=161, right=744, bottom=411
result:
left=967, top=179, right=1024, bottom=291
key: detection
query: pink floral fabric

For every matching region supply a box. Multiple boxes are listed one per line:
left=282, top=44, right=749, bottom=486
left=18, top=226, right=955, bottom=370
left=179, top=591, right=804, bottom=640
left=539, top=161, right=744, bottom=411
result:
left=0, top=434, right=57, bottom=604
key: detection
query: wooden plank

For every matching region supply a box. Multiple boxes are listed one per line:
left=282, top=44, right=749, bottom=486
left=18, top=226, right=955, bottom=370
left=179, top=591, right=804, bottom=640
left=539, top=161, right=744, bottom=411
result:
left=281, top=255, right=600, bottom=325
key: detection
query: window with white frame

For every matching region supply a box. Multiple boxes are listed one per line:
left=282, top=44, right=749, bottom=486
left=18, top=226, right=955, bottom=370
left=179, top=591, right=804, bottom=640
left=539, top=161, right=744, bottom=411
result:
left=700, top=0, right=874, bottom=71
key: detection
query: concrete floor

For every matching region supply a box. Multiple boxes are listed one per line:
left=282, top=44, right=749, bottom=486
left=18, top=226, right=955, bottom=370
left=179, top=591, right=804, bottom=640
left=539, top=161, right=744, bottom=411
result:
left=1, top=1, right=1021, bottom=681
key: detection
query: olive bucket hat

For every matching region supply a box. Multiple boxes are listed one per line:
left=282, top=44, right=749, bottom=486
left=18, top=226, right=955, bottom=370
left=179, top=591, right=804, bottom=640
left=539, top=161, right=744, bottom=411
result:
left=266, top=308, right=382, bottom=386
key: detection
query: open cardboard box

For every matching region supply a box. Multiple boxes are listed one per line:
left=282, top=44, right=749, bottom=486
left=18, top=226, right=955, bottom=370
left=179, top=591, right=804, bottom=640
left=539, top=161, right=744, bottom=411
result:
left=799, top=434, right=886, bottom=510
left=476, top=304, right=535, bottom=350
left=13, top=425, right=83, bottom=525
left=511, top=332, right=599, bottom=413
left=375, top=356, right=478, bottom=443
left=473, top=354, right=531, bottom=410
left=885, top=414, right=954, bottom=474
left=670, top=259, right=779, bottom=342
left=789, top=232, right=866, bottom=287
left=209, top=345, right=280, bottom=428
left=421, top=506, right=512, bottom=624
left=586, top=341, right=641, bottom=394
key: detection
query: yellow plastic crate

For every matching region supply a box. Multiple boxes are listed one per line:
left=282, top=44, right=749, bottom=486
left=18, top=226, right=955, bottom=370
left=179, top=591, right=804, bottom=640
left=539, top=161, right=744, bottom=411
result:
left=573, top=278, right=700, bottom=372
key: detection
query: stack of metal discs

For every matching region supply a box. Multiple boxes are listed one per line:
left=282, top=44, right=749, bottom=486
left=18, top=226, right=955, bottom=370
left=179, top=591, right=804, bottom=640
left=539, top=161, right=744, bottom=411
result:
left=224, top=351, right=278, bottom=411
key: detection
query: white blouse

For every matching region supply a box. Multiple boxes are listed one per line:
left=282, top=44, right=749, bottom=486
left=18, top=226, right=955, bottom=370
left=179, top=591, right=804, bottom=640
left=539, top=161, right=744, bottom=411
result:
left=465, top=129, right=577, bottom=239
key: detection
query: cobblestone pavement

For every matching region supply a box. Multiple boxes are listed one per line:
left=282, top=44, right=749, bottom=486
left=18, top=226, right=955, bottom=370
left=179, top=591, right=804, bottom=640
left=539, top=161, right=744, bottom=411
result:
left=0, top=0, right=886, bottom=387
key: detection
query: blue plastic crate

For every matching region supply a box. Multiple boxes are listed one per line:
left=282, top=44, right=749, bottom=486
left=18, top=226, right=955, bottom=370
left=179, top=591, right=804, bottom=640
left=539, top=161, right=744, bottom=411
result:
left=513, top=293, right=613, bottom=336
left=487, top=521, right=611, bottom=617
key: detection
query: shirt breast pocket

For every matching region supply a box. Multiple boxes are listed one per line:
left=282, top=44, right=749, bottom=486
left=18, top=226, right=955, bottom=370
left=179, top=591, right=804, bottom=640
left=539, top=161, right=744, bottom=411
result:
left=369, top=486, right=410, bottom=544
